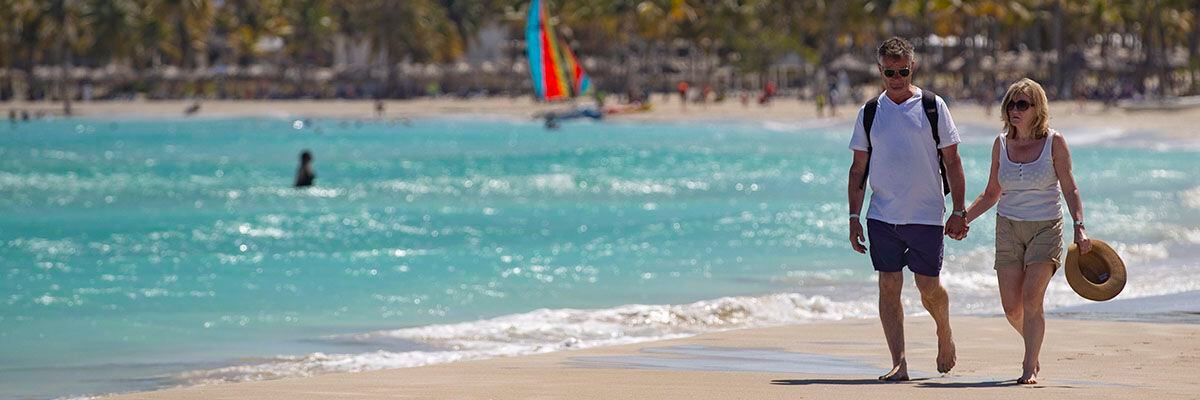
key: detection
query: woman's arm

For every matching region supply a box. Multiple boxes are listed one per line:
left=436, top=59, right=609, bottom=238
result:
left=1052, top=132, right=1092, bottom=253
left=964, top=137, right=1004, bottom=225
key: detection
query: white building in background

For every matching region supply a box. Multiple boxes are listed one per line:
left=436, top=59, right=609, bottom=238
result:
left=465, top=22, right=512, bottom=65
left=332, top=36, right=373, bottom=70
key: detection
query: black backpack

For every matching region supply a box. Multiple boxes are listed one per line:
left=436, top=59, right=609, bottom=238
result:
left=860, top=90, right=950, bottom=196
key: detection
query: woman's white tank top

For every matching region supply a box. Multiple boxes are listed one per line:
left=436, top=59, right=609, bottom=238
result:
left=997, top=132, right=1062, bottom=221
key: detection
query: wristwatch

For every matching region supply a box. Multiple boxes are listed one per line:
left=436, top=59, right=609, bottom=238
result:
left=1074, top=221, right=1085, bottom=229
left=951, top=210, right=966, bottom=218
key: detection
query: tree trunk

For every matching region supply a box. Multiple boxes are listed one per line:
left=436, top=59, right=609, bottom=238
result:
left=1192, top=2, right=1200, bottom=94
left=1051, top=0, right=1065, bottom=98
left=57, top=3, right=72, bottom=116
left=178, top=12, right=192, bottom=69
left=1158, top=8, right=1171, bottom=96
left=1190, top=4, right=1200, bottom=94
left=1134, top=3, right=1154, bottom=96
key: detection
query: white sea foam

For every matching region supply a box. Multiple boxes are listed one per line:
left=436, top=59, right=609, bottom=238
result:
left=172, top=293, right=874, bottom=386
left=1183, top=186, right=1200, bottom=209
left=530, top=173, right=577, bottom=193
left=1060, top=126, right=1126, bottom=146
left=148, top=244, right=1200, bottom=389
left=759, top=119, right=845, bottom=133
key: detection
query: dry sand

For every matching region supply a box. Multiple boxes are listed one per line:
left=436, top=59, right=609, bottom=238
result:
left=108, top=316, right=1200, bottom=400
left=5, top=96, right=1200, bottom=140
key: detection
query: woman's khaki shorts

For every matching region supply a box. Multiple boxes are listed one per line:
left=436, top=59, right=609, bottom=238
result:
left=995, top=215, right=1064, bottom=271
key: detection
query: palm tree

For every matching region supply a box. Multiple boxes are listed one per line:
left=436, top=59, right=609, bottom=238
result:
left=83, top=0, right=138, bottom=67
left=344, top=0, right=462, bottom=96
left=35, top=0, right=85, bottom=114
left=0, top=0, right=34, bottom=99
left=155, top=0, right=214, bottom=69
left=282, top=0, right=336, bottom=96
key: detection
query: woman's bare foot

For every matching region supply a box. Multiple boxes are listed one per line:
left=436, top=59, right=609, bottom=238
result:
left=936, top=334, right=956, bottom=374
left=879, top=363, right=910, bottom=381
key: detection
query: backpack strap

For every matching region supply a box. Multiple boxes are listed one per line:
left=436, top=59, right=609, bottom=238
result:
left=922, top=90, right=951, bottom=196
left=859, top=97, right=879, bottom=190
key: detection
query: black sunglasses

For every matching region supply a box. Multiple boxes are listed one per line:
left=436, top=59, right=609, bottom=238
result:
left=882, top=68, right=911, bottom=78
left=1006, top=100, right=1032, bottom=111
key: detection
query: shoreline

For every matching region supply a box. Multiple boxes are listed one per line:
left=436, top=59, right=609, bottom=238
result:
left=95, top=291, right=1200, bottom=399
left=5, top=97, right=1200, bottom=140
left=106, top=314, right=1200, bottom=400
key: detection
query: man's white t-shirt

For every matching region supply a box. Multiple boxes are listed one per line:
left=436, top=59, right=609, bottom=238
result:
left=849, top=88, right=960, bottom=226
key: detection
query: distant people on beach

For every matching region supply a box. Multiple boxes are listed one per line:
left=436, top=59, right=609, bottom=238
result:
left=816, top=92, right=828, bottom=117
left=677, top=81, right=689, bottom=110
left=294, top=150, right=316, bottom=187
left=827, top=75, right=841, bottom=117
left=184, top=101, right=201, bottom=116
left=848, top=37, right=964, bottom=382
left=374, top=99, right=385, bottom=118
left=962, top=78, right=1092, bottom=385
left=758, top=82, right=777, bottom=105
left=8, top=109, right=15, bottom=125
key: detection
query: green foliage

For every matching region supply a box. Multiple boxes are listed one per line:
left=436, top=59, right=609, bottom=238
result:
left=0, top=0, right=1196, bottom=82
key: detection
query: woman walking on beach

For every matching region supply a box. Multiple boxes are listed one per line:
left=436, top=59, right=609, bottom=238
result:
left=962, top=78, right=1092, bottom=384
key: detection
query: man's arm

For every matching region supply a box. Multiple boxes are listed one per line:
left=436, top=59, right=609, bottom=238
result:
left=848, top=150, right=870, bottom=253
left=940, top=144, right=967, bottom=238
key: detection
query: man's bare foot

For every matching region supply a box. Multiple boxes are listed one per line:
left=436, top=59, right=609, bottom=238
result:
left=936, top=334, right=956, bottom=374
left=879, top=363, right=910, bottom=381
left=1017, top=363, right=1039, bottom=384
left=1017, top=372, right=1038, bottom=384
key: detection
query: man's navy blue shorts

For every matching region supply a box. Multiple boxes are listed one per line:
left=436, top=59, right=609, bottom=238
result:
left=866, top=218, right=944, bottom=277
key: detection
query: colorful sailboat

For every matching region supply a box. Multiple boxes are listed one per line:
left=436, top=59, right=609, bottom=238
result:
left=526, top=0, right=590, bottom=102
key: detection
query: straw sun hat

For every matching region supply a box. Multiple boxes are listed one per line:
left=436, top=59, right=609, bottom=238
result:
left=1064, top=239, right=1126, bottom=301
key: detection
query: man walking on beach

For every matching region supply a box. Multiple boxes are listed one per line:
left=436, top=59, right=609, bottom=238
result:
left=847, top=37, right=967, bottom=381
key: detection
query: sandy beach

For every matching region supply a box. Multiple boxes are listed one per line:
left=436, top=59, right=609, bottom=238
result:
left=105, top=315, right=1199, bottom=400
left=6, top=96, right=1200, bottom=141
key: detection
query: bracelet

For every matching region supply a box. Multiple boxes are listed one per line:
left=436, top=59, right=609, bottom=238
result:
left=1073, top=221, right=1085, bottom=228
left=849, top=213, right=860, bottom=220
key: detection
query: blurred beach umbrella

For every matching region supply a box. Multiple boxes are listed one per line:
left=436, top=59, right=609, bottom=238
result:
left=827, top=54, right=872, bottom=74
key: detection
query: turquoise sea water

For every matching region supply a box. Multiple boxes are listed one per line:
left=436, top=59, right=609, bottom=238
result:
left=2, top=115, right=1198, bottom=399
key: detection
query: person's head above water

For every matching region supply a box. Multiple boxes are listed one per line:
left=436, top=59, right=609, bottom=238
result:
left=300, top=150, right=313, bottom=164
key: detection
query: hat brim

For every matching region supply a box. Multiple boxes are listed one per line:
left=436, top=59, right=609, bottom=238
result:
left=1064, top=239, right=1126, bottom=301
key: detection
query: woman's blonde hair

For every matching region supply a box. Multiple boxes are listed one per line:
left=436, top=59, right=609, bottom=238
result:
left=1000, top=78, right=1050, bottom=139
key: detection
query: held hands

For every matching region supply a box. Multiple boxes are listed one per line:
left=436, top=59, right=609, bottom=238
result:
left=944, top=215, right=969, bottom=240
left=849, top=219, right=867, bottom=254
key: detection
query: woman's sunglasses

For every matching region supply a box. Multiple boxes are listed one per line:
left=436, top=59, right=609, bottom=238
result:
left=1006, top=100, right=1032, bottom=111
left=882, top=68, right=911, bottom=78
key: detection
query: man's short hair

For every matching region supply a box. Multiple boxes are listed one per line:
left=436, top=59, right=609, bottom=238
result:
left=877, top=37, right=915, bottom=64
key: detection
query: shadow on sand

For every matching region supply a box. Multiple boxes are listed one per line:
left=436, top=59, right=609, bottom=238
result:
left=773, top=378, right=1080, bottom=389
left=771, top=377, right=932, bottom=385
